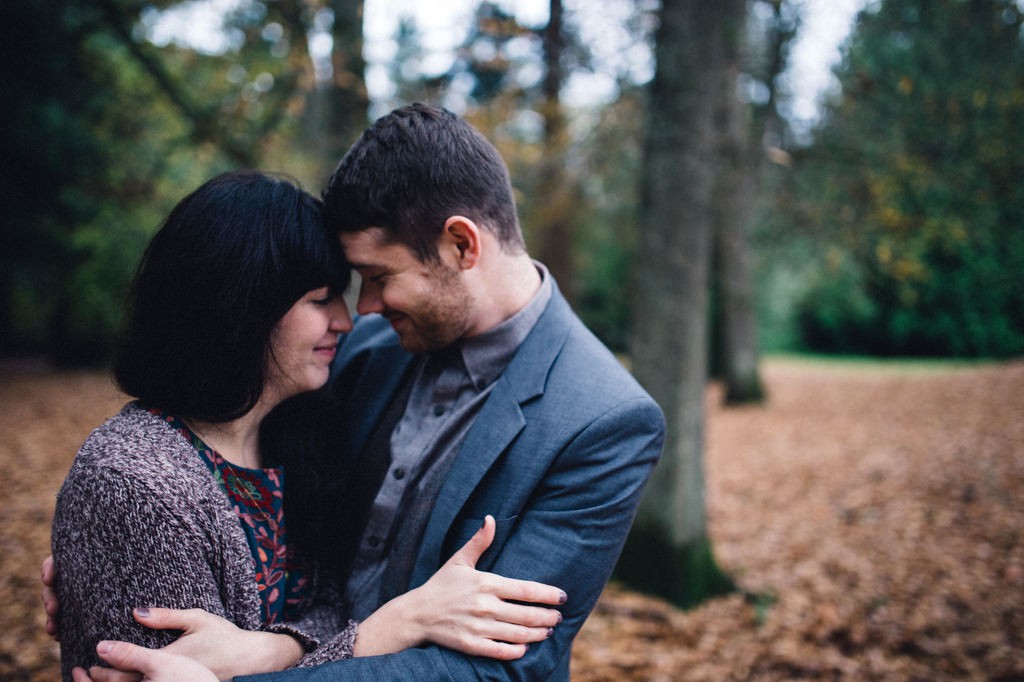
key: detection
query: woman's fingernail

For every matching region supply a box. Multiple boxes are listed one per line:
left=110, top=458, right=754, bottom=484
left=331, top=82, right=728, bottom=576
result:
left=557, top=612, right=564, bottom=623
left=135, top=606, right=151, bottom=617
left=558, top=590, right=568, bottom=604
left=546, top=627, right=554, bottom=637
left=97, top=641, right=113, bottom=654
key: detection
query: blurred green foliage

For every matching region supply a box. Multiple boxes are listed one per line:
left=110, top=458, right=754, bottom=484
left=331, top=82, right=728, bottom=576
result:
left=2, top=1, right=107, bottom=361
left=570, top=90, right=646, bottom=353
left=427, top=1, right=649, bottom=353
left=779, top=0, right=1024, bottom=357
left=1, top=0, right=317, bottom=366
left=3, top=0, right=1022, bottom=364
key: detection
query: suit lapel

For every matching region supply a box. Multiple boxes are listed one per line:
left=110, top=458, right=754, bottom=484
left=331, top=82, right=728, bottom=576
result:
left=409, top=288, right=575, bottom=585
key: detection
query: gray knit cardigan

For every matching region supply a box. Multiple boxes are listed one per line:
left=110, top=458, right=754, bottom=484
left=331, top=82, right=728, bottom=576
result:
left=51, top=403, right=358, bottom=681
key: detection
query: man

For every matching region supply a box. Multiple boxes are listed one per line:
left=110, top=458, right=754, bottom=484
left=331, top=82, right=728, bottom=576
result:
left=50, top=103, right=665, bottom=681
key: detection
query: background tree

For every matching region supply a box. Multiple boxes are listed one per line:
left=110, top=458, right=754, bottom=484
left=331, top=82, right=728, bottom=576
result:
left=712, top=38, right=765, bottom=404
left=1, top=0, right=369, bottom=365
left=301, top=0, right=369, bottom=187
left=618, top=0, right=740, bottom=608
left=533, top=0, right=576, bottom=301
left=708, top=0, right=787, bottom=405
left=784, top=0, right=1024, bottom=357
left=712, top=0, right=800, bottom=403
left=97, top=0, right=319, bottom=166
left=1, top=0, right=204, bottom=365
left=561, top=3, right=658, bottom=352
left=571, top=85, right=647, bottom=353
left=429, top=1, right=591, bottom=302
left=1, top=0, right=105, bottom=359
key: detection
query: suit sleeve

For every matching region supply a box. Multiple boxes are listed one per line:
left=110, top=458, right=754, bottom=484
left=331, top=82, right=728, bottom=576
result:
left=235, top=395, right=665, bottom=682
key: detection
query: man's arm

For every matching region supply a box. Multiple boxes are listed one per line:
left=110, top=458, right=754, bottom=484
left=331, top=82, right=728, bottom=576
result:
left=236, top=396, right=665, bottom=681
left=73, top=640, right=219, bottom=682
left=73, top=516, right=567, bottom=682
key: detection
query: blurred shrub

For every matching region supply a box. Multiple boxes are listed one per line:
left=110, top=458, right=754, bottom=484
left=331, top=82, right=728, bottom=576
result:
left=794, top=258, right=878, bottom=355
left=777, top=0, right=1024, bottom=358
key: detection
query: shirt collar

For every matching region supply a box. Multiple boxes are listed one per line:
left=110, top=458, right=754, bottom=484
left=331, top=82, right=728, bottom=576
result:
left=453, top=261, right=553, bottom=391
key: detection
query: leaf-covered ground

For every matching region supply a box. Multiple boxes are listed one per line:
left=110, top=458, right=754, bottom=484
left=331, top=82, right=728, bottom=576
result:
left=2, top=357, right=1022, bottom=681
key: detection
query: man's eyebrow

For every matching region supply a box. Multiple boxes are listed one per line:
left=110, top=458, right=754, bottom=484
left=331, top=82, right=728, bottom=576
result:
left=350, top=262, right=385, bottom=274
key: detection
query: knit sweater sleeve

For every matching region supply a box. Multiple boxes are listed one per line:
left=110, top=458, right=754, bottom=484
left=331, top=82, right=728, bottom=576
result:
left=52, top=450, right=258, bottom=679
left=292, top=620, right=359, bottom=667
left=275, top=574, right=358, bottom=666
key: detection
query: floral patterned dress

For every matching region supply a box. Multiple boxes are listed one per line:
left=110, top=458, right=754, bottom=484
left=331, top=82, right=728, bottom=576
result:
left=153, top=410, right=312, bottom=625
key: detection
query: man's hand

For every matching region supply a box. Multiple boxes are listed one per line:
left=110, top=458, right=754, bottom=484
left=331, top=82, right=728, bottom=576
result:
left=41, top=555, right=59, bottom=639
left=71, top=641, right=218, bottom=682
left=127, top=607, right=303, bottom=679
left=42, top=554, right=301, bottom=676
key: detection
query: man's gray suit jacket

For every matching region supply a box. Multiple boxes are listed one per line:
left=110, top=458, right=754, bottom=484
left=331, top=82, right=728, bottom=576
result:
left=239, top=284, right=665, bottom=681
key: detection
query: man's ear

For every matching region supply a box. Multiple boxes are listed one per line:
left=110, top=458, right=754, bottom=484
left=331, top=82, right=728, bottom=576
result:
left=442, top=215, right=481, bottom=269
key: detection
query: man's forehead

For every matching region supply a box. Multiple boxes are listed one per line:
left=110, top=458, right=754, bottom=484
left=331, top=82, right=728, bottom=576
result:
left=339, top=227, right=385, bottom=254
left=339, top=228, right=408, bottom=267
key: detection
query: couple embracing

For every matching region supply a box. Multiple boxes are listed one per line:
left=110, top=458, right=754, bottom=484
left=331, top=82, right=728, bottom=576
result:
left=47, top=103, right=665, bottom=681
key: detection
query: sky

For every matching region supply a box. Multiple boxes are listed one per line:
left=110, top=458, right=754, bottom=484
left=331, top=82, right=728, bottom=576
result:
left=784, top=0, right=866, bottom=124
left=146, top=0, right=867, bottom=128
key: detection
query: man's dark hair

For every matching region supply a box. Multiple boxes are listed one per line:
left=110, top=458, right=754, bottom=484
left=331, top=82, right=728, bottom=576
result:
left=113, top=169, right=350, bottom=423
left=323, top=102, right=525, bottom=262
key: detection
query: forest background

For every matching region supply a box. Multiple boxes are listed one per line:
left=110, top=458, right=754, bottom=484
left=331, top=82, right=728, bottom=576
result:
left=1, top=0, right=1022, bottom=679
left=5, top=0, right=1022, bottom=367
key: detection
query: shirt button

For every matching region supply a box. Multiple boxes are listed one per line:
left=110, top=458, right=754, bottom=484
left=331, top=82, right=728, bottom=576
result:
left=393, top=467, right=406, bottom=480
left=433, top=404, right=445, bottom=416
left=367, top=536, right=381, bottom=548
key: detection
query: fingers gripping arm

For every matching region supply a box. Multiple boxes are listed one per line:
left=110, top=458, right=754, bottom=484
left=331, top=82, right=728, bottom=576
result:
left=353, top=515, right=565, bottom=660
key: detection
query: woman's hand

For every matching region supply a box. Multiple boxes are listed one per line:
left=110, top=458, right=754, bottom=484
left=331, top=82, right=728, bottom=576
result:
left=354, top=515, right=567, bottom=660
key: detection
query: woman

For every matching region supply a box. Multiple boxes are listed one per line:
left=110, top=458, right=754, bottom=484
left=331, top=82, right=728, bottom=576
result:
left=50, top=170, right=562, bottom=681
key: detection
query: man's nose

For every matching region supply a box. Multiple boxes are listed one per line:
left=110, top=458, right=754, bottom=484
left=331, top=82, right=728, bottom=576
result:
left=356, top=284, right=382, bottom=315
left=329, top=299, right=353, bottom=333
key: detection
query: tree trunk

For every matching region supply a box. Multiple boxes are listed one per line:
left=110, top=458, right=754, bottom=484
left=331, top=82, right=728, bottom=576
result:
left=534, top=0, right=575, bottom=300
left=304, top=0, right=369, bottom=185
left=712, top=15, right=766, bottom=405
left=618, top=0, right=739, bottom=608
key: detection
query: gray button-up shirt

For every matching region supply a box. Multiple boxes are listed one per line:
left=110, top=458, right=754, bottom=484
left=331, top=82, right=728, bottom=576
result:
left=344, top=263, right=553, bottom=618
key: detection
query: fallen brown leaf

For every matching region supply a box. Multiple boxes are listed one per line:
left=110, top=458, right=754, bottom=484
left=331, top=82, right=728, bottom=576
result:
left=2, top=357, right=1022, bottom=680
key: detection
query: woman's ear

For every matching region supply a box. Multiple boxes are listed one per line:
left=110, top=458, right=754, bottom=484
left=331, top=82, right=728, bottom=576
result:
left=442, top=215, right=481, bottom=269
